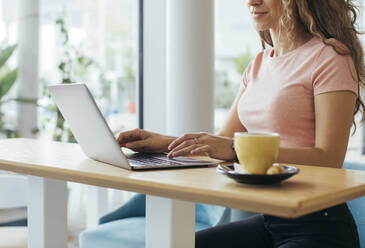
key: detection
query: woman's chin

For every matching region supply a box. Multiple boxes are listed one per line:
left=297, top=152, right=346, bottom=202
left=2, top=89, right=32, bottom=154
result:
left=254, top=23, right=272, bottom=32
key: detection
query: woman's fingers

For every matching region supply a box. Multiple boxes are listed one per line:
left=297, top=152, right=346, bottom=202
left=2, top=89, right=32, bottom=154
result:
left=190, top=145, right=211, bottom=156
left=168, top=133, right=205, bottom=150
left=168, top=134, right=194, bottom=150
left=167, top=144, right=200, bottom=158
left=168, top=139, right=195, bottom=155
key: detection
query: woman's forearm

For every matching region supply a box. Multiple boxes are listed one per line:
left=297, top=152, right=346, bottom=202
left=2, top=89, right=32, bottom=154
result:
left=276, top=147, right=346, bottom=168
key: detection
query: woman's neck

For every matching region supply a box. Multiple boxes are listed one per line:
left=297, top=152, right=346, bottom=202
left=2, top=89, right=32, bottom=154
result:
left=270, top=25, right=313, bottom=57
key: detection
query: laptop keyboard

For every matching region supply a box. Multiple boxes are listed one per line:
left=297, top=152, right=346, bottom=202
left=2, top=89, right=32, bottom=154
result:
left=127, top=153, right=183, bottom=166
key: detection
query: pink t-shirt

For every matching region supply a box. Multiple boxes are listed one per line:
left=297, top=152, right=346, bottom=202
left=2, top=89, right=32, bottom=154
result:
left=237, top=37, right=358, bottom=148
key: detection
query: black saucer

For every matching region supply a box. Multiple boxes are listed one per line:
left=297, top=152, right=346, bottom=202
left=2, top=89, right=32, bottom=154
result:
left=217, top=164, right=299, bottom=185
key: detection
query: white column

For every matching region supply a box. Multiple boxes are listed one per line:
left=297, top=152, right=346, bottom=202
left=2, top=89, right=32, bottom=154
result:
left=17, top=0, right=40, bottom=137
left=28, top=176, right=68, bottom=248
left=146, top=195, right=195, bottom=248
left=85, top=186, right=109, bottom=228
left=143, top=0, right=167, bottom=133
left=166, top=0, right=214, bottom=136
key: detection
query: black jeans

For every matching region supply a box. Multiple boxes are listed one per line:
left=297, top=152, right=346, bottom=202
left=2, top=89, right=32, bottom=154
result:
left=196, top=203, right=360, bottom=248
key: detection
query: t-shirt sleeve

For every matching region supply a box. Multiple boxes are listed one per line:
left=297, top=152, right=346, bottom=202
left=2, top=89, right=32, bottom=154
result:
left=312, top=45, right=358, bottom=97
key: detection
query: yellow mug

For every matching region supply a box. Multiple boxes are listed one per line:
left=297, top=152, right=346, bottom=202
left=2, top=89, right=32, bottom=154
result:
left=234, top=132, right=280, bottom=174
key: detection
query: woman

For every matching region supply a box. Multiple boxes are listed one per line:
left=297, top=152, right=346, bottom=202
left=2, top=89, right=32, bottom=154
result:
left=117, top=0, right=363, bottom=247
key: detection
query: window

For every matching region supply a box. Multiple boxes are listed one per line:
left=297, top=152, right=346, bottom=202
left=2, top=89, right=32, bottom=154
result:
left=0, top=0, right=140, bottom=242
left=38, top=0, right=139, bottom=141
left=0, top=0, right=138, bottom=141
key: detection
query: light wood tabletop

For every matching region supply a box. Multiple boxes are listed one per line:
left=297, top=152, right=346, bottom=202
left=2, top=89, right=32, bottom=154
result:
left=1, top=138, right=365, bottom=218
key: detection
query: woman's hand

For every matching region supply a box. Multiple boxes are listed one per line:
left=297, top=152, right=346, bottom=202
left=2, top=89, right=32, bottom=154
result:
left=117, top=128, right=175, bottom=153
left=167, top=132, right=236, bottom=161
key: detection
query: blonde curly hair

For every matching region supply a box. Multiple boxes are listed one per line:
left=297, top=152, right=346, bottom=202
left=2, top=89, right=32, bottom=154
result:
left=259, top=0, right=365, bottom=133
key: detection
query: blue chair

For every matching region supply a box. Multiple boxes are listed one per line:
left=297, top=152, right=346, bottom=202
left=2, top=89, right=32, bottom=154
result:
left=79, top=193, right=254, bottom=248
left=343, top=161, right=365, bottom=247
left=80, top=161, right=365, bottom=248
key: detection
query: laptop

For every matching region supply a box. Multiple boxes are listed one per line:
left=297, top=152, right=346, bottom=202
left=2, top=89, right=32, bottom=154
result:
left=48, top=83, right=214, bottom=170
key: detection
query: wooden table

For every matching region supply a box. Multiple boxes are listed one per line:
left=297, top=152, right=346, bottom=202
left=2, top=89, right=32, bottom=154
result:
left=1, top=138, right=365, bottom=248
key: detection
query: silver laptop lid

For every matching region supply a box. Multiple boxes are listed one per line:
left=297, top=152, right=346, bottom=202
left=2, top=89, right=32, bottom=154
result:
left=48, top=83, right=130, bottom=169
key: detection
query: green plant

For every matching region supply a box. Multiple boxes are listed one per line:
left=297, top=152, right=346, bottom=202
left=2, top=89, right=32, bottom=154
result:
left=120, top=48, right=136, bottom=102
left=215, top=71, right=238, bottom=109
left=0, top=45, right=18, bottom=138
left=40, top=14, right=138, bottom=141
left=46, top=17, right=96, bottom=142
left=233, top=52, right=253, bottom=75
left=214, top=51, right=253, bottom=109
